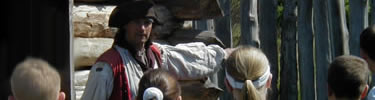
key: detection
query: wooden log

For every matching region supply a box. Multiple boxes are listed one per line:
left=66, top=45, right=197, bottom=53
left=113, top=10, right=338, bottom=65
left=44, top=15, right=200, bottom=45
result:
left=240, top=0, right=259, bottom=47
left=214, top=0, right=233, bottom=100
left=314, top=0, right=332, bottom=99
left=153, top=0, right=224, bottom=20
left=298, top=0, right=315, bottom=99
left=73, top=38, right=114, bottom=69
left=349, top=0, right=369, bottom=56
left=214, top=0, right=232, bottom=48
left=258, top=0, right=278, bottom=99
left=328, top=0, right=350, bottom=57
left=152, top=5, right=184, bottom=39
left=166, top=29, right=226, bottom=48
left=73, top=5, right=116, bottom=38
left=280, top=0, right=298, bottom=99
left=74, top=0, right=109, bottom=3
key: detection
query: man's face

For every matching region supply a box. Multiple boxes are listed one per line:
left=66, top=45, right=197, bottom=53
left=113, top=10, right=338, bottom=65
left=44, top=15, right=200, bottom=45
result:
left=124, top=18, right=154, bottom=47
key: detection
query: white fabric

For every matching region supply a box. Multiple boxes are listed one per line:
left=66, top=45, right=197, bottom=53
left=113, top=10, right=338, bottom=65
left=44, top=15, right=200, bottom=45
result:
left=225, top=71, right=244, bottom=89
left=226, top=66, right=270, bottom=89
left=155, top=42, right=226, bottom=80
left=368, top=87, right=375, bottom=100
left=81, top=42, right=226, bottom=100
left=143, top=87, right=164, bottom=100
left=81, top=62, right=114, bottom=100
left=252, top=66, right=270, bottom=87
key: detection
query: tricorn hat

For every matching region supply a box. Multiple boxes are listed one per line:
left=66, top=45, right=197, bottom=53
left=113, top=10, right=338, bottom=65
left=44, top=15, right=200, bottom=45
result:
left=108, top=1, right=161, bottom=28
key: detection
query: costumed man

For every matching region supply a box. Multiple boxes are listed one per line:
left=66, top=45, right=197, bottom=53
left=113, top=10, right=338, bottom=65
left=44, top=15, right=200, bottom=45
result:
left=81, top=1, right=227, bottom=100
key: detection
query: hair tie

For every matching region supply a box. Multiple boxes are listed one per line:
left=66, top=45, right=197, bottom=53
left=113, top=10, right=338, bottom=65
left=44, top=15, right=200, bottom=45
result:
left=143, top=87, right=164, bottom=100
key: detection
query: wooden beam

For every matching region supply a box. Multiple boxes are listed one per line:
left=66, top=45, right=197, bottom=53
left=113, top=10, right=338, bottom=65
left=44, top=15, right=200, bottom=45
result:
left=349, top=0, right=369, bottom=56
left=240, top=0, right=259, bottom=47
left=280, top=0, right=298, bottom=99
left=298, top=0, right=315, bottom=99
left=314, top=0, right=332, bottom=99
left=258, top=0, right=278, bottom=99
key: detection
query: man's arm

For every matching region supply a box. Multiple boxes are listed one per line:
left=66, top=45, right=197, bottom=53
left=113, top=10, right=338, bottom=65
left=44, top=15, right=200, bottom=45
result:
left=81, top=62, right=114, bottom=100
left=155, top=42, right=227, bottom=80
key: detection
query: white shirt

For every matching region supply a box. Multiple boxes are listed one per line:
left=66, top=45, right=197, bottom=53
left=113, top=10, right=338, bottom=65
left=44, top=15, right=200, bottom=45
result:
left=368, top=86, right=375, bottom=100
left=81, top=42, right=226, bottom=100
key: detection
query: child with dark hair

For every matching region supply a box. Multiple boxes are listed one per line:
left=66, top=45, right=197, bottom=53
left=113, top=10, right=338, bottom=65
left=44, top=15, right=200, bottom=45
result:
left=328, top=55, right=370, bottom=100
left=360, top=25, right=375, bottom=72
left=360, top=25, right=375, bottom=100
left=137, top=69, right=181, bottom=100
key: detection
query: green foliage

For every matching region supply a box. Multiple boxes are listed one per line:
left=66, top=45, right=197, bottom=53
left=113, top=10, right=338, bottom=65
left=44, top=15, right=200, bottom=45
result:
left=230, top=0, right=284, bottom=47
left=231, top=0, right=241, bottom=47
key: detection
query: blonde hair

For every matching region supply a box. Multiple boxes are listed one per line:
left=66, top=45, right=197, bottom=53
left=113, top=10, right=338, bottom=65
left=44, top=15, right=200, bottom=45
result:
left=226, top=46, right=270, bottom=100
left=10, top=58, right=61, bottom=100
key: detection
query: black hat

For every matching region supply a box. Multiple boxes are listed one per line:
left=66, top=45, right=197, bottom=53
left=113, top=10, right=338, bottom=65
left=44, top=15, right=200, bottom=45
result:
left=108, top=1, right=161, bottom=28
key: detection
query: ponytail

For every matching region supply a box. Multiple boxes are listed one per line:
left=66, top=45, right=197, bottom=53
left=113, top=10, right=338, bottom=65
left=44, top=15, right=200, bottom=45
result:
left=242, top=80, right=262, bottom=100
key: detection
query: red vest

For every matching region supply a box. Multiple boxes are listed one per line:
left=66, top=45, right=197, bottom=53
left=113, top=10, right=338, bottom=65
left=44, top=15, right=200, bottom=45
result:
left=96, top=45, right=162, bottom=100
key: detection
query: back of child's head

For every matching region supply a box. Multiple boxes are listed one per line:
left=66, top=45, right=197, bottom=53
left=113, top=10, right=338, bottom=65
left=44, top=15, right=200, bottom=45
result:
left=137, top=69, right=181, bottom=100
left=10, top=58, right=61, bottom=100
left=225, top=46, right=271, bottom=100
left=360, top=25, right=375, bottom=60
left=328, top=55, right=369, bottom=99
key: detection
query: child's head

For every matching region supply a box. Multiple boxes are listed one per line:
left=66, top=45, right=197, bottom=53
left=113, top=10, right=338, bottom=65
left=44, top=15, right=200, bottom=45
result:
left=328, top=55, right=369, bottom=100
left=10, top=58, right=65, bottom=100
left=224, top=46, right=272, bottom=100
left=137, top=69, right=181, bottom=100
left=360, top=25, right=375, bottom=72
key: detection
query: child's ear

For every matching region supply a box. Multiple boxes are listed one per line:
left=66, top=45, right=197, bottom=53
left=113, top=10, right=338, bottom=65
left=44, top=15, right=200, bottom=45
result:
left=266, top=74, right=272, bottom=88
left=360, top=49, right=369, bottom=61
left=59, top=92, right=66, bottom=100
left=177, top=96, right=182, bottom=100
left=361, top=85, right=369, bottom=99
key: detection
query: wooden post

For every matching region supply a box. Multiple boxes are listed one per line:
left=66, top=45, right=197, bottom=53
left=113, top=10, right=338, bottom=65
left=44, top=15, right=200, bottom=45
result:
left=258, top=0, right=278, bottom=99
left=240, top=0, right=259, bottom=47
left=6, top=0, right=73, bottom=99
left=214, top=0, right=232, bottom=48
left=349, top=0, right=369, bottom=56
left=372, top=0, right=375, bottom=25
left=214, top=0, right=233, bottom=100
left=298, top=0, right=315, bottom=99
left=314, top=0, right=332, bottom=99
left=328, top=0, right=350, bottom=57
left=279, top=0, right=298, bottom=99
left=193, top=20, right=208, bottom=30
